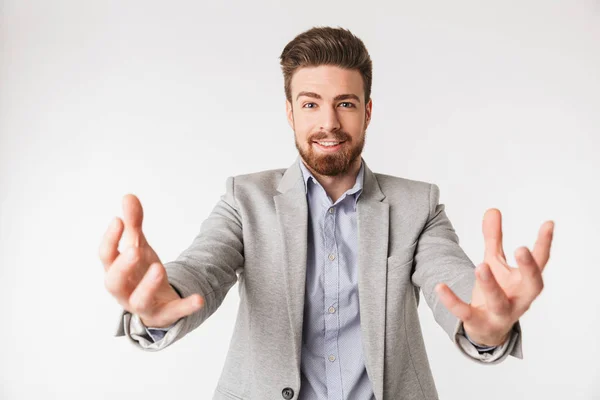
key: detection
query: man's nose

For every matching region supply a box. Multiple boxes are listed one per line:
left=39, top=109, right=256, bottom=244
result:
left=319, top=106, right=341, bottom=132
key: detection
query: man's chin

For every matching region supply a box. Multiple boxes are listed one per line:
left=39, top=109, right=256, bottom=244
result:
left=305, top=154, right=350, bottom=176
left=296, top=139, right=363, bottom=176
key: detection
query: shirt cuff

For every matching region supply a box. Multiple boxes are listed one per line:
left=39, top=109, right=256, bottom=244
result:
left=463, top=330, right=498, bottom=353
left=145, top=323, right=177, bottom=342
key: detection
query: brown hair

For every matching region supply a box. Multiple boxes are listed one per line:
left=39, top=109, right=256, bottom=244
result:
left=279, top=26, right=373, bottom=105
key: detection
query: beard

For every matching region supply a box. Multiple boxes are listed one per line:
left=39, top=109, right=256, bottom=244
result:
left=295, top=129, right=365, bottom=176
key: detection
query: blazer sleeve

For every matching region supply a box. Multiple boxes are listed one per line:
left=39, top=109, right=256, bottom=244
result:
left=114, top=176, right=244, bottom=351
left=410, top=183, right=523, bottom=364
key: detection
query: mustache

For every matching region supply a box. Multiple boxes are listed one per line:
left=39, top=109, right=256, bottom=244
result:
left=308, top=131, right=352, bottom=142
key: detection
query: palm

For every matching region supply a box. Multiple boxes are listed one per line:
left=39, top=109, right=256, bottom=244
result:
left=126, top=247, right=178, bottom=314
left=120, top=244, right=161, bottom=294
left=471, top=254, right=520, bottom=311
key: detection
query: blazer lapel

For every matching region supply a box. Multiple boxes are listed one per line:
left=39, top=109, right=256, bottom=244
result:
left=273, top=160, right=308, bottom=373
left=357, top=162, right=389, bottom=400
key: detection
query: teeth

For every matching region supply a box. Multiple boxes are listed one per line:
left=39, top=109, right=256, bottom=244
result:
left=317, top=142, right=340, bottom=147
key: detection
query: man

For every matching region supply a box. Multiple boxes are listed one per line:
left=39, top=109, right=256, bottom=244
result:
left=100, top=26, right=554, bottom=400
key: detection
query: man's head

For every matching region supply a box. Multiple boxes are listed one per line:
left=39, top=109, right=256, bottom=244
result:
left=280, top=27, right=373, bottom=176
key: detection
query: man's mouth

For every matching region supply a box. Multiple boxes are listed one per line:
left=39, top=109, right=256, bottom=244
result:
left=313, top=140, right=345, bottom=153
left=312, top=140, right=346, bottom=150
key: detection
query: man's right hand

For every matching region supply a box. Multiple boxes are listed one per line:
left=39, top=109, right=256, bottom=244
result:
left=100, top=194, right=204, bottom=328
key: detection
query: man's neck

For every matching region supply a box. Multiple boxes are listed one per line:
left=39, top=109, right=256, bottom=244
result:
left=302, top=157, right=362, bottom=203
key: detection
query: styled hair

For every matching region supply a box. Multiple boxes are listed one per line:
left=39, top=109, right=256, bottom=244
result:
left=279, top=26, right=373, bottom=105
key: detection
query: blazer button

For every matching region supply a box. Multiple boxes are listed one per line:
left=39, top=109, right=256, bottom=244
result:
left=282, top=387, right=294, bottom=399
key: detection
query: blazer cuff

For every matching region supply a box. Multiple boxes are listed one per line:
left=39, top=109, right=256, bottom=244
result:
left=118, top=311, right=185, bottom=352
left=454, top=320, right=523, bottom=364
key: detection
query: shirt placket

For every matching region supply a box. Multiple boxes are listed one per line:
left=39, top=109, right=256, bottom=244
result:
left=323, top=202, right=342, bottom=400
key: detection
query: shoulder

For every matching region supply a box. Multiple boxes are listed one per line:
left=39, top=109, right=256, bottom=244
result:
left=374, top=172, right=436, bottom=197
left=372, top=172, right=443, bottom=217
left=232, top=168, right=287, bottom=187
left=224, top=168, right=288, bottom=201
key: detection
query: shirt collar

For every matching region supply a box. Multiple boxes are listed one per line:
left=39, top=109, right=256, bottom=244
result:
left=298, top=158, right=365, bottom=204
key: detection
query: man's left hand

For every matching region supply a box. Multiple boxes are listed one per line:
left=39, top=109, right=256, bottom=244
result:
left=435, top=209, right=555, bottom=347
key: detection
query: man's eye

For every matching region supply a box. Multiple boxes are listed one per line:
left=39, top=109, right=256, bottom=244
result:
left=303, top=103, right=317, bottom=108
left=339, top=102, right=355, bottom=108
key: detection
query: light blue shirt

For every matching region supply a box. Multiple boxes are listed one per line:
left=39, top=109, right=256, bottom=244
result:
left=298, top=160, right=373, bottom=400
left=146, top=159, right=496, bottom=399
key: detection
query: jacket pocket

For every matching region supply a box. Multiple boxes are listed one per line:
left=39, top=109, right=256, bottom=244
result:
left=387, top=241, right=417, bottom=271
left=386, top=254, right=414, bottom=272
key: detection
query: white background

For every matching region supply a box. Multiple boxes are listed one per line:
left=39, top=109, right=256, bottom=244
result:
left=1, top=1, right=599, bottom=399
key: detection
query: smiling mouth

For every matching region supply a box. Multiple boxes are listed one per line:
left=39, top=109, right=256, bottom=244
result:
left=312, top=140, right=346, bottom=147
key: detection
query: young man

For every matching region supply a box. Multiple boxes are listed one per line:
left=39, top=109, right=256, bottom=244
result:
left=101, top=26, right=554, bottom=400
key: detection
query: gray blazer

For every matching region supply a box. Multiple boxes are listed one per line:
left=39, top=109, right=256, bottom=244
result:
left=116, top=159, right=522, bottom=400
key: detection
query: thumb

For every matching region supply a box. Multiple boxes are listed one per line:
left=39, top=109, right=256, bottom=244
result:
left=156, top=294, right=204, bottom=327
left=122, top=194, right=147, bottom=247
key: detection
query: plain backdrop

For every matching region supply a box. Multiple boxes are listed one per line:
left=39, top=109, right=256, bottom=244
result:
left=1, top=1, right=599, bottom=399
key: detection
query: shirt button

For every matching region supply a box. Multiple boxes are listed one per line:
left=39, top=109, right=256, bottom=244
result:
left=328, top=254, right=335, bottom=261
left=328, top=306, right=336, bottom=313
left=328, top=207, right=334, bottom=214
left=328, top=355, right=336, bottom=362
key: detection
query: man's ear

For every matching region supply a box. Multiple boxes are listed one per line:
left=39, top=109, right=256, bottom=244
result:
left=285, top=100, right=294, bottom=129
left=364, top=98, right=373, bottom=130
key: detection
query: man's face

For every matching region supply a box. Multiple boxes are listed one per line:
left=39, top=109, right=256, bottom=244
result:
left=286, top=65, right=372, bottom=176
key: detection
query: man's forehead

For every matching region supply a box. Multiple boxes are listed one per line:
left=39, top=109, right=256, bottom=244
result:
left=291, top=66, right=364, bottom=100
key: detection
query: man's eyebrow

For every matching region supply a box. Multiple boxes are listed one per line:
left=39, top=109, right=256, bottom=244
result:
left=296, top=91, right=361, bottom=103
left=296, top=91, right=322, bottom=100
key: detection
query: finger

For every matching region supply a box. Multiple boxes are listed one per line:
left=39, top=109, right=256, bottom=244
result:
left=515, top=246, right=544, bottom=308
left=475, top=263, right=512, bottom=316
left=104, top=247, right=147, bottom=303
left=122, top=194, right=147, bottom=248
left=99, top=217, right=124, bottom=271
left=532, top=220, right=554, bottom=271
left=482, top=208, right=506, bottom=261
left=128, top=262, right=164, bottom=315
left=159, top=293, right=204, bottom=324
left=435, top=283, right=473, bottom=322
